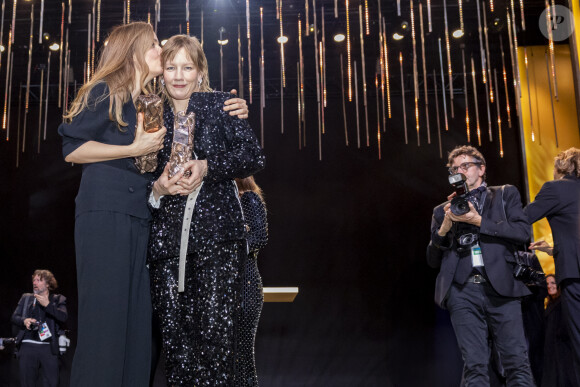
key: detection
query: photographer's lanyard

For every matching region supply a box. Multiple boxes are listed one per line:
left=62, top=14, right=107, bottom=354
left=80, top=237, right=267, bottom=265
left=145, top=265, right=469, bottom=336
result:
left=470, top=189, right=486, bottom=267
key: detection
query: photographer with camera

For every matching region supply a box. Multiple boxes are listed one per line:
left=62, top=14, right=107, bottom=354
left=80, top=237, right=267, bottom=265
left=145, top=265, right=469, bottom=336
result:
left=427, top=146, right=535, bottom=386
left=11, top=270, right=68, bottom=387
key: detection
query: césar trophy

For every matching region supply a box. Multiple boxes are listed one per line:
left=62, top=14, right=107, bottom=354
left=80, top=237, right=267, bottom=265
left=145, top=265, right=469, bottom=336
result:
left=134, top=94, right=164, bottom=173
left=168, top=110, right=196, bottom=179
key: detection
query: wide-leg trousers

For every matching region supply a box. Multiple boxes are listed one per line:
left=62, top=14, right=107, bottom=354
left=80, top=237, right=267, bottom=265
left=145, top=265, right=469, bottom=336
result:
left=150, top=240, right=244, bottom=386
left=71, top=211, right=152, bottom=387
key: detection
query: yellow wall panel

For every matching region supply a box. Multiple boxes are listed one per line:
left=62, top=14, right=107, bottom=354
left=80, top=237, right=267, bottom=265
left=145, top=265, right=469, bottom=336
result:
left=518, top=44, right=580, bottom=274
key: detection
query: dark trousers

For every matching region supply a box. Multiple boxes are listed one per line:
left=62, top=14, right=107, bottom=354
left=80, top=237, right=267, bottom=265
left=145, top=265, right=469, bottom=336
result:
left=447, top=281, right=535, bottom=386
left=560, top=278, right=580, bottom=386
left=71, top=211, right=152, bottom=387
left=150, top=241, right=244, bottom=386
left=18, top=343, right=58, bottom=387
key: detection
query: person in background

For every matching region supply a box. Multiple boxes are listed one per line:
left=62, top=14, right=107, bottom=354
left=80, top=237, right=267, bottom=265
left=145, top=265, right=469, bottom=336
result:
left=11, top=270, right=67, bottom=387
left=541, top=274, right=575, bottom=387
left=235, top=176, right=268, bottom=385
left=524, top=147, right=580, bottom=385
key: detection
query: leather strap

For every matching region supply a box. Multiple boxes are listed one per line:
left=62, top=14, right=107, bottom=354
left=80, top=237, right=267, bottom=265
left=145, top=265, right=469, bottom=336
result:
left=178, top=182, right=203, bottom=292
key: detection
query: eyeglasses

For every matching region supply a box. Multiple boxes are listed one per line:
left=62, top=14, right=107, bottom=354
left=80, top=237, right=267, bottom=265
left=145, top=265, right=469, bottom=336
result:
left=448, top=162, right=482, bottom=175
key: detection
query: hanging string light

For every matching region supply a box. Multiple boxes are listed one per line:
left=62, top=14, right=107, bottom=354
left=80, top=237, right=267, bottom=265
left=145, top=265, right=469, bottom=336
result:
left=437, top=38, right=449, bottom=132
left=499, top=37, right=512, bottom=128
left=427, top=0, right=432, bottom=32
left=313, top=0, right=322, bottom=137
left=359, top=4, right=369, bottom=146
left=544, top=51, right=559, bottom=147
left=319, top=41, right=325, bottom=135
left=298, top=17, right=304, bottom=149
left=246, top=0, right=252, bottom=103
left=354, top=59, right=360, bottom=148
left=520, top=0, right=526, bottom=30
left=3, top=28, right=12, bottom=132
left=483, top=2, right=493, bottom=103
left=476, top=0, right=487, bottom=85
left=376, top=74, right=381, bottom=158
left=341, top=54, right=348, bottom=145
left=458, top=0, right=464, bottom=33
left=471, top=56, right=482, bottom=145
left=97, top=0, right=101, bottom=41
left=260, top=7, right=265, bottom=147
left=58, top=2, right=64, bottom=107
left=0, top=0, right=5, bottom=74
left=493, top=68, right=504, bottom=157
left=37, top=67, right=43, bottom=153
left=399, top=52, right=408, bottom=144
left=22, top=3, right=34, bottom=153
left=443, top=0, right=453, bottom=117
left=38, top=0, right=44, bottom=44
left=322, top=5, right=327, bottom=109
left=365, top=0, right=369, bottom=35
left=419, top=3, right=430, bottom=144
left=545, top=1, right=558, bottom=100
left=305, top=0, right=309, bottom=36
left=462, top=49, right=470, bottom=143
left=382, top=17, right=390, bottom=121
left=433, top=69, right=443, bottom=158
left=524, top=47, right=535, bottom=141
left=346, top=0, right=352, bottom=101
left=411, top=0, right=420, bottom=145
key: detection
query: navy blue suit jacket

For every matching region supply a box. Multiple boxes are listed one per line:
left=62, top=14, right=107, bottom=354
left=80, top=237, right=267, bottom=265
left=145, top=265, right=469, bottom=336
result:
left=428, top=185, right=532, bottom=308
left=58, top=83, right=152, bottom=220
left=524, top=175, right=580, bottom=283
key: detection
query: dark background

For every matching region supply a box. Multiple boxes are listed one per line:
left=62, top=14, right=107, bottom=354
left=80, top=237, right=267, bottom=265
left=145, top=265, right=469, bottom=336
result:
left=0, top=0, right=552, bottom=385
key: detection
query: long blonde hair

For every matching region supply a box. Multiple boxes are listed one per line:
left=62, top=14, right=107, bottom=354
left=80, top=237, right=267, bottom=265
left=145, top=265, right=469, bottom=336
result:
left=160, top=35, right=212, bottom=102
left=64, top=22, right=157, bottom=127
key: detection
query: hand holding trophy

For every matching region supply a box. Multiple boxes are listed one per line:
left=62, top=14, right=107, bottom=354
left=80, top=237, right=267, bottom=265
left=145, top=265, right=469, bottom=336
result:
left=134, top=94, right=164, bottom=173
left=168, top=110, right=196, bottom=179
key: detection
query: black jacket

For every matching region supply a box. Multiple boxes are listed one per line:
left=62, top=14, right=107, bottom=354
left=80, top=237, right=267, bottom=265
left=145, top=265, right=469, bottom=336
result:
left=58, top=82, right=152, bottom=220
left=428, top=185, right=532, bottom=308
left=148, top=92, right=265, bottom=261
left=11, top=293, right=68, bottom=356
left=524, top=175, right=580, bottom=283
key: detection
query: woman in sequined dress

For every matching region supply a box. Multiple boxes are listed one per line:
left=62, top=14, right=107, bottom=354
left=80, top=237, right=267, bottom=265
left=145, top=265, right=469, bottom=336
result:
left=148, top=35, right=265, bottom=386
left=235, top=176, right=268, bottom=385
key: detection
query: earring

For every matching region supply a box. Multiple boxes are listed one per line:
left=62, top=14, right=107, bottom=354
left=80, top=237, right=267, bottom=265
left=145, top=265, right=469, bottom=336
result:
left=198, top=77, right=203, bottom=86
left=160, top=78, right=165, bottom=86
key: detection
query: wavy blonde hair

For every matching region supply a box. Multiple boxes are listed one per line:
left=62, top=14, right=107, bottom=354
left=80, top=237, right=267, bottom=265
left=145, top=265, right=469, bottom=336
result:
left=159, top=34, right=212, bottom=104
left=64, top=22, right=157, bottom=127
left=554, top=147, right=580, bottom=178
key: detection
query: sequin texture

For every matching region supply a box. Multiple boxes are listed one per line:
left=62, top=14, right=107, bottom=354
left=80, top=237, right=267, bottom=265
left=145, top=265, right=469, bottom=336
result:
left=236, top=191, right=268, bottom=386
left=148, top=92, right=265, bottom=386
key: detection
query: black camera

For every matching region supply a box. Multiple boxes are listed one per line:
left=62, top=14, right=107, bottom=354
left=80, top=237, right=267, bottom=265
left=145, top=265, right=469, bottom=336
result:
left=513, top=264, right=546, bottom=285
left=448, top=173, right=471, bottom=215
left=29, top=321, right=40, bottom=331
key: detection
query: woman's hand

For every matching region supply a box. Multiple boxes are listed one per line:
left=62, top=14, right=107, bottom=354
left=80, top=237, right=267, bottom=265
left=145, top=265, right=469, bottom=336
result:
left=224, top=89, right=249, bottom=119
left=529, top=240, right=554, bottom=256
left=175, top=160, right=208, bottom=195
left=152, top=163, right=186, bottom=199
left=130, top=113, right=166, bottom=156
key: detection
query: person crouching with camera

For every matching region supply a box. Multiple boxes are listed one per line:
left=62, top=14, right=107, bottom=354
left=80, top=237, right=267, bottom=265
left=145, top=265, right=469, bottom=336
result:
left=11, top=270, right=67, bottom=387
left=427, top=146, right=535, bottom=386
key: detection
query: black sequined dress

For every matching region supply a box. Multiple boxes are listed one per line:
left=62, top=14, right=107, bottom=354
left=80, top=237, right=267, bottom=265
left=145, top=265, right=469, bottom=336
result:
left=148, top=92, right=265, bottom=386
left=237, top=191, right=268, bottom=385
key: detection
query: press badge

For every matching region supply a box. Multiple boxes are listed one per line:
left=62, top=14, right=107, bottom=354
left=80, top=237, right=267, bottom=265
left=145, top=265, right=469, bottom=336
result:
left=471, top=243, right=484, bottom=267
left=38, top=322, right=52, bottom=341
